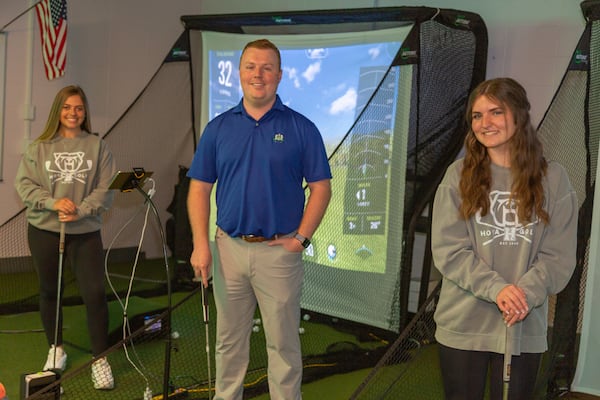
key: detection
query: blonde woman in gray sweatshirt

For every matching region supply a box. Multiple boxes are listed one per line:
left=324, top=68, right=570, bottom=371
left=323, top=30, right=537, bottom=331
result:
left=431, top=78, right=577, bottom=400
left=15, top=85, right=116, bottom=390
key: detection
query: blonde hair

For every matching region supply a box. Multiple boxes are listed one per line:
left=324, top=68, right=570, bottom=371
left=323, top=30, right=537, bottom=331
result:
left=36, top=85, right=92, bottom=142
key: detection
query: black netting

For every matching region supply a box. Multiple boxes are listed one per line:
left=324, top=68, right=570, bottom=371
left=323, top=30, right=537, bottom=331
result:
left=409, top=19, right=478, bottom=176
left=301, top=12, right=487, bottom=334
left=398, top=18, right=483, bottom=329
left=0, top=212, right=46, bottom=314
left=26, top=288, right=205, bottom=400
left=529, top=14, right=600, bottom=400
left=350, top=283, right=441, bottom=400
left=534, top=70, right=588, bottom=398
left=345, top=13, right=488, bottom=399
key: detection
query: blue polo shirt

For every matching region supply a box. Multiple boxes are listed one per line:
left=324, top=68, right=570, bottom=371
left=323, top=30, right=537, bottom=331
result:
left=188, top=95, right=332, bottom=238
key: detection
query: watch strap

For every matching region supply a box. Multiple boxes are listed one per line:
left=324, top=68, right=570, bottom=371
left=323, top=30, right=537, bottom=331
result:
left=294, top=233, right=311, bottom=248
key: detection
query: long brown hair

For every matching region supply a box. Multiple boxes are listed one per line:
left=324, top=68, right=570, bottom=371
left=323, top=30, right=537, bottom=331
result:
left=36, top=85, right=92, bottom=142
left=459, top=77, right=548, bottom=224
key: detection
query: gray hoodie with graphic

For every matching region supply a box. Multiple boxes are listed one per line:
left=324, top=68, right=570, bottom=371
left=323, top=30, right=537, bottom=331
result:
left=432, top=159, right=578, bottom=355
left=15, top=132, right=117, bottom=234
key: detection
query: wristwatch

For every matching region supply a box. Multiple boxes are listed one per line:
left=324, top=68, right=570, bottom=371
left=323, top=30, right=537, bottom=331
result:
left=294, top=233, right=311, bottom=248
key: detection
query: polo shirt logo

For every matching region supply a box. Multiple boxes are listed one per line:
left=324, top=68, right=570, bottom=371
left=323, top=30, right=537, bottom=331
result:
left=273, top=133, right=284, bottom=143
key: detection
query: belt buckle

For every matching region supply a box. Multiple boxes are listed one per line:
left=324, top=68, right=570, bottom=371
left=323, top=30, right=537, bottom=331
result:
left=241, top=234, right=265, bottom=243
left=240, top=234, right=282, bottom=243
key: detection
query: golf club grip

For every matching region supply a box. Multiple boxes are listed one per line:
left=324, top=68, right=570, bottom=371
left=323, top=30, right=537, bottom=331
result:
left=201, top=286, right=209, bottom=323
left=503, top=324, right=513, bottom=383
left=59, top=222, right=66, bottom=253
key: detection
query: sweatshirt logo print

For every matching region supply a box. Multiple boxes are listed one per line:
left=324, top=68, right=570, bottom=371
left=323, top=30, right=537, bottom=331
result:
left=46, top=152, right=93, bottom=184
left=476, top=190, right=537, bottom=246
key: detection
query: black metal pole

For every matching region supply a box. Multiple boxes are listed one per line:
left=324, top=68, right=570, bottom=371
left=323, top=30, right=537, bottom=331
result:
left=133, top=184, right=173, bottom=399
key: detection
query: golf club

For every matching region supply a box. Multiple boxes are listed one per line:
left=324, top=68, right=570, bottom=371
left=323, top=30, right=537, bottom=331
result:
left=503, top=323, right=513, bottom=400
left=52, top=222, right=66, bottom=370
left=201, top=283, right=212, bottom=399
left=193, top=277, right=212, bottom=399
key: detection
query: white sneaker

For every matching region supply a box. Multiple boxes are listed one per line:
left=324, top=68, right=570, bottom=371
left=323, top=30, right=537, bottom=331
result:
left=43, top=345, right=67, bottom=371
left=91, top=357, right=114, bottom=390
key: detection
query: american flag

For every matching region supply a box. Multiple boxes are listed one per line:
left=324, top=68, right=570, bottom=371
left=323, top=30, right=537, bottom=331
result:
left=35, top=0, right=67, bottom=80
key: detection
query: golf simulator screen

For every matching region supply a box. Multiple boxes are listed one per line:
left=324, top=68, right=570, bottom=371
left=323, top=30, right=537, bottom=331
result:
left=195, top=26, right=413, bottom=330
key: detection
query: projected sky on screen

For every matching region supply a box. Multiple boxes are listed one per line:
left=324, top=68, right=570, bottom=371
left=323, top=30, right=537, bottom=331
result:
left=208, top=41, right=401, bottom=153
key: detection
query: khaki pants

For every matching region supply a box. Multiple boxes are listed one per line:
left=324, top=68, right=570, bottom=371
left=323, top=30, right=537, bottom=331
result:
left=213, top=227, right=304, bottom=400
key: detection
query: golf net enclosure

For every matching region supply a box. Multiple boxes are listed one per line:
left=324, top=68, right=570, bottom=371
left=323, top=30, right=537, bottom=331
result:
left=3, top=3, right=593, bottom=399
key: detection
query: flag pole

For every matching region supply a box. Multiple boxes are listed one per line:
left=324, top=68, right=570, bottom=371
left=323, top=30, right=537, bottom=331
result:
left=0, top=0, right=43, bottom=32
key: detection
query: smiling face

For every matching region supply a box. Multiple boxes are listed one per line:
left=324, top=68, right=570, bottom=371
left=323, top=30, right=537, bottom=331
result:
left=239, top=46, right=282, bottom=115
left=59, top=95, right=86, bottom=136
left=470, top=95, right=517, bottom=166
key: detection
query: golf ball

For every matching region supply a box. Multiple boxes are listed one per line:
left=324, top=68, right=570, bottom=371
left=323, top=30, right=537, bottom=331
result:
left=252, top=326, right=260, bottom=333
left=171, top=331, right=180, bottom=339
left=299, top=327, right=305, bottom=334
left=303, top=314, right=310, bottom=321
left=253, top=318, right=262, bottom=325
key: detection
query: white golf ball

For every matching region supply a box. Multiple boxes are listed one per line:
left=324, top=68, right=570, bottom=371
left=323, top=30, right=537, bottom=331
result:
left=171, top=331, right=180, bottom=339
left=252, top=326, right=260, bottom=333
left=298, top=327, right=305, bottom=334
left=253, top=318, right=262, bottom=325
left=303, top=314, right=310, bottom=321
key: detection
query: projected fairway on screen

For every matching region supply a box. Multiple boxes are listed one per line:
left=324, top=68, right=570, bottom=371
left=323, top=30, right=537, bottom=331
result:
left=201, top=28, right=408, bottom=276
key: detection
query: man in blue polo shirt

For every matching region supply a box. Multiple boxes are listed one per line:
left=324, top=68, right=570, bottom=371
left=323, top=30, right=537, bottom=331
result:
left=187, top=39, right=332, bottom=400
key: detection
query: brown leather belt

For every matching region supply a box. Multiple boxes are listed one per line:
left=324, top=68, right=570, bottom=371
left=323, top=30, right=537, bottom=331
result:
left=240, top=234, right=281, bottom=243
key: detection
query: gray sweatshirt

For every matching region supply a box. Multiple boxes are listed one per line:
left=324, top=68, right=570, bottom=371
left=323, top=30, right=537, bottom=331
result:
left=15, top=132, right=117, bottom=234
left=432, top=159, right=578, bottom=355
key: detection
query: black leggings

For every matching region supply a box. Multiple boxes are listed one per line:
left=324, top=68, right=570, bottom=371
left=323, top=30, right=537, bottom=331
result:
left=438, top=343, right=541, bottom=400
left=28, top=224, right=109, bottom=357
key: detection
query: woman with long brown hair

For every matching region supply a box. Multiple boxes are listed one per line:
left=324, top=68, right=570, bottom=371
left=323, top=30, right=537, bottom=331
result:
left=431, top=77, right=578, bottom=399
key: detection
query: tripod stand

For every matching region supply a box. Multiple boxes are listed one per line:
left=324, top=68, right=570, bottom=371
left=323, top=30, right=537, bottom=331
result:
left=110, top=169, right=175, bottom=399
